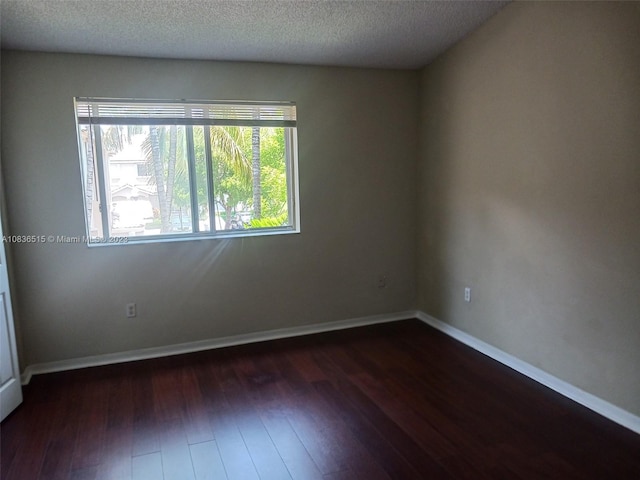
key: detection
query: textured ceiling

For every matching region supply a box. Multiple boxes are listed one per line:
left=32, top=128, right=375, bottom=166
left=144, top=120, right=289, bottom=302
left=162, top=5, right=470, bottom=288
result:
left=0, top=0, right=509, bottom=70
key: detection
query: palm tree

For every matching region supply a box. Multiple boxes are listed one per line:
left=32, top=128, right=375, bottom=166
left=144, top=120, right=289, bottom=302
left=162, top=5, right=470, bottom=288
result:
left=101, top=125, right=125, bottom=154
left=210, top=126, right=251, bottom=181
left=166, top=125, right=178, bottom=218
left=210, top=126, right=252, bottom=229
left=101, top=125, right=142, bottom=155
left=143, top=125, right=250, bottom=233
left=147, top=126, right=172, bottom=232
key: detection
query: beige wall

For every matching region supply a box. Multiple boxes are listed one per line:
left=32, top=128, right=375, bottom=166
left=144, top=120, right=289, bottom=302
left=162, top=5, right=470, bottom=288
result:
left=418, top=2, right=640, bottom=415
left=1, top=52, right=418, bottom=366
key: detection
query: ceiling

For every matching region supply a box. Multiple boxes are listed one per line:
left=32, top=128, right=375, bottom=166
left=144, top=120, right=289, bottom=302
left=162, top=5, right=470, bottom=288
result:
left=1, top=0, right=509, bottom=70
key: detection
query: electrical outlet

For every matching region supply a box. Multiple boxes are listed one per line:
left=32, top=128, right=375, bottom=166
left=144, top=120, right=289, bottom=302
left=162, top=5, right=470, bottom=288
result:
left=126, top=303, right=137, bottom=318
left=378, top=275, right=387, bottom=289
left=464, top=287, right=471, bottom=303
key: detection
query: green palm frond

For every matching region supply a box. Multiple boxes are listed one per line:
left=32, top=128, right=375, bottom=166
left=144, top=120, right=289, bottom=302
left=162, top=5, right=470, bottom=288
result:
left=210, top=126, right=251, bottom=183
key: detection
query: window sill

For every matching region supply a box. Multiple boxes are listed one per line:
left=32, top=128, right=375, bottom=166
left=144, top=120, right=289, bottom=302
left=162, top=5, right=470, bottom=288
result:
left=86, top=227, right=300, bottom=247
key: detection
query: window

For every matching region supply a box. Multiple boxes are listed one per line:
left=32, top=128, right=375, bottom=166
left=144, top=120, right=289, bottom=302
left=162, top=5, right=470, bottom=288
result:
left=75, top=98, right=299, bottom=244
left=136, top=163, right=151, bottom=177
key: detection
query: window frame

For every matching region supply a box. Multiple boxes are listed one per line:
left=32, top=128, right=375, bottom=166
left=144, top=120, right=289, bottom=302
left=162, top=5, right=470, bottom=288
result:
left=75, top=98, right=300, bottom=246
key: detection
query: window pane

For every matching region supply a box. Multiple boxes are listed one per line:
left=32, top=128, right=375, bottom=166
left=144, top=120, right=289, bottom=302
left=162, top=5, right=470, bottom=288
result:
left=78, top=125, right=103, bottom=238
left=100, top=125, right=193, bottom=236
left=210, top=125, right=251, bottom=231
left=247, top=127, right=290, bottom=230
left=211, top=126, right=291, bottom=231
left=192, top=126, right=212, bottom=232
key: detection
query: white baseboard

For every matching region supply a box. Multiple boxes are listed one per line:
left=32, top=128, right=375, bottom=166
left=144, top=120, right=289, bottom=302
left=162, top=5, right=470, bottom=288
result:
left=415, top=311, right=640, bottom=435
left=20, top=310, right=415, bottom=385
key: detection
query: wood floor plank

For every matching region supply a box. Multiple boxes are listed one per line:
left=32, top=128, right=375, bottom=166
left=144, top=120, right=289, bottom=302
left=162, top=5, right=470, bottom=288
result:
left=313, top=378, right=450, bottom=479
left=284, top=346, right=328, bottom=384
left=189, top=441, right=227, bottom=480
left=131, top=452, right=163, bottom=480
left=96, top=372, right=134, bottom=480
left=71, top=377, right=109, bottom=470
left=256, top=409, right=324, bottom=480
left=223, top=354, right=294, bottom=480
left=39, top=404, right=80, bottom=479
left=288, top=387, right=394, bottom=479
left=232, top=349, right=318, bottom=480
left=131, top=367, right=160, bottom=457
left=180, top=366, right=215, bottom=446
left=203, top=353, right=261, bottom=480
left=322, top=470, right=355, bottom=480
left=158, top=418, right=196, bottom=480
left=152, top=359, right=187, bottom=422
left=345, top=369, right=493, bottom=480
left=2, top=320, right=638, bottom=480
left=275, top=354, right=392, bottom=480
left=69, top=466, right=98, bottom=480
left=357, top=331, right=541, bottom=477
left=283, top=392, right=354, bottom=475
left=1, top=399, right=54, bottom=480
left=235, top=412, right=293, bottom=479
left=208, top=406, right=260, bottom=480
left=314, top=341, right=451, bottom=477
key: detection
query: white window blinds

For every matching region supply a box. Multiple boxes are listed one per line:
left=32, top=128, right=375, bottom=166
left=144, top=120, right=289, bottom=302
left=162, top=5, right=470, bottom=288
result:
left=75, top=98, right=297, bottom=127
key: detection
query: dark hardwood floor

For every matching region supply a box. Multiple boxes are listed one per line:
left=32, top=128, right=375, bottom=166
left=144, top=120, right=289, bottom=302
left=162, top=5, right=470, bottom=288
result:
left=2, top=320, right=639, bottom=479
